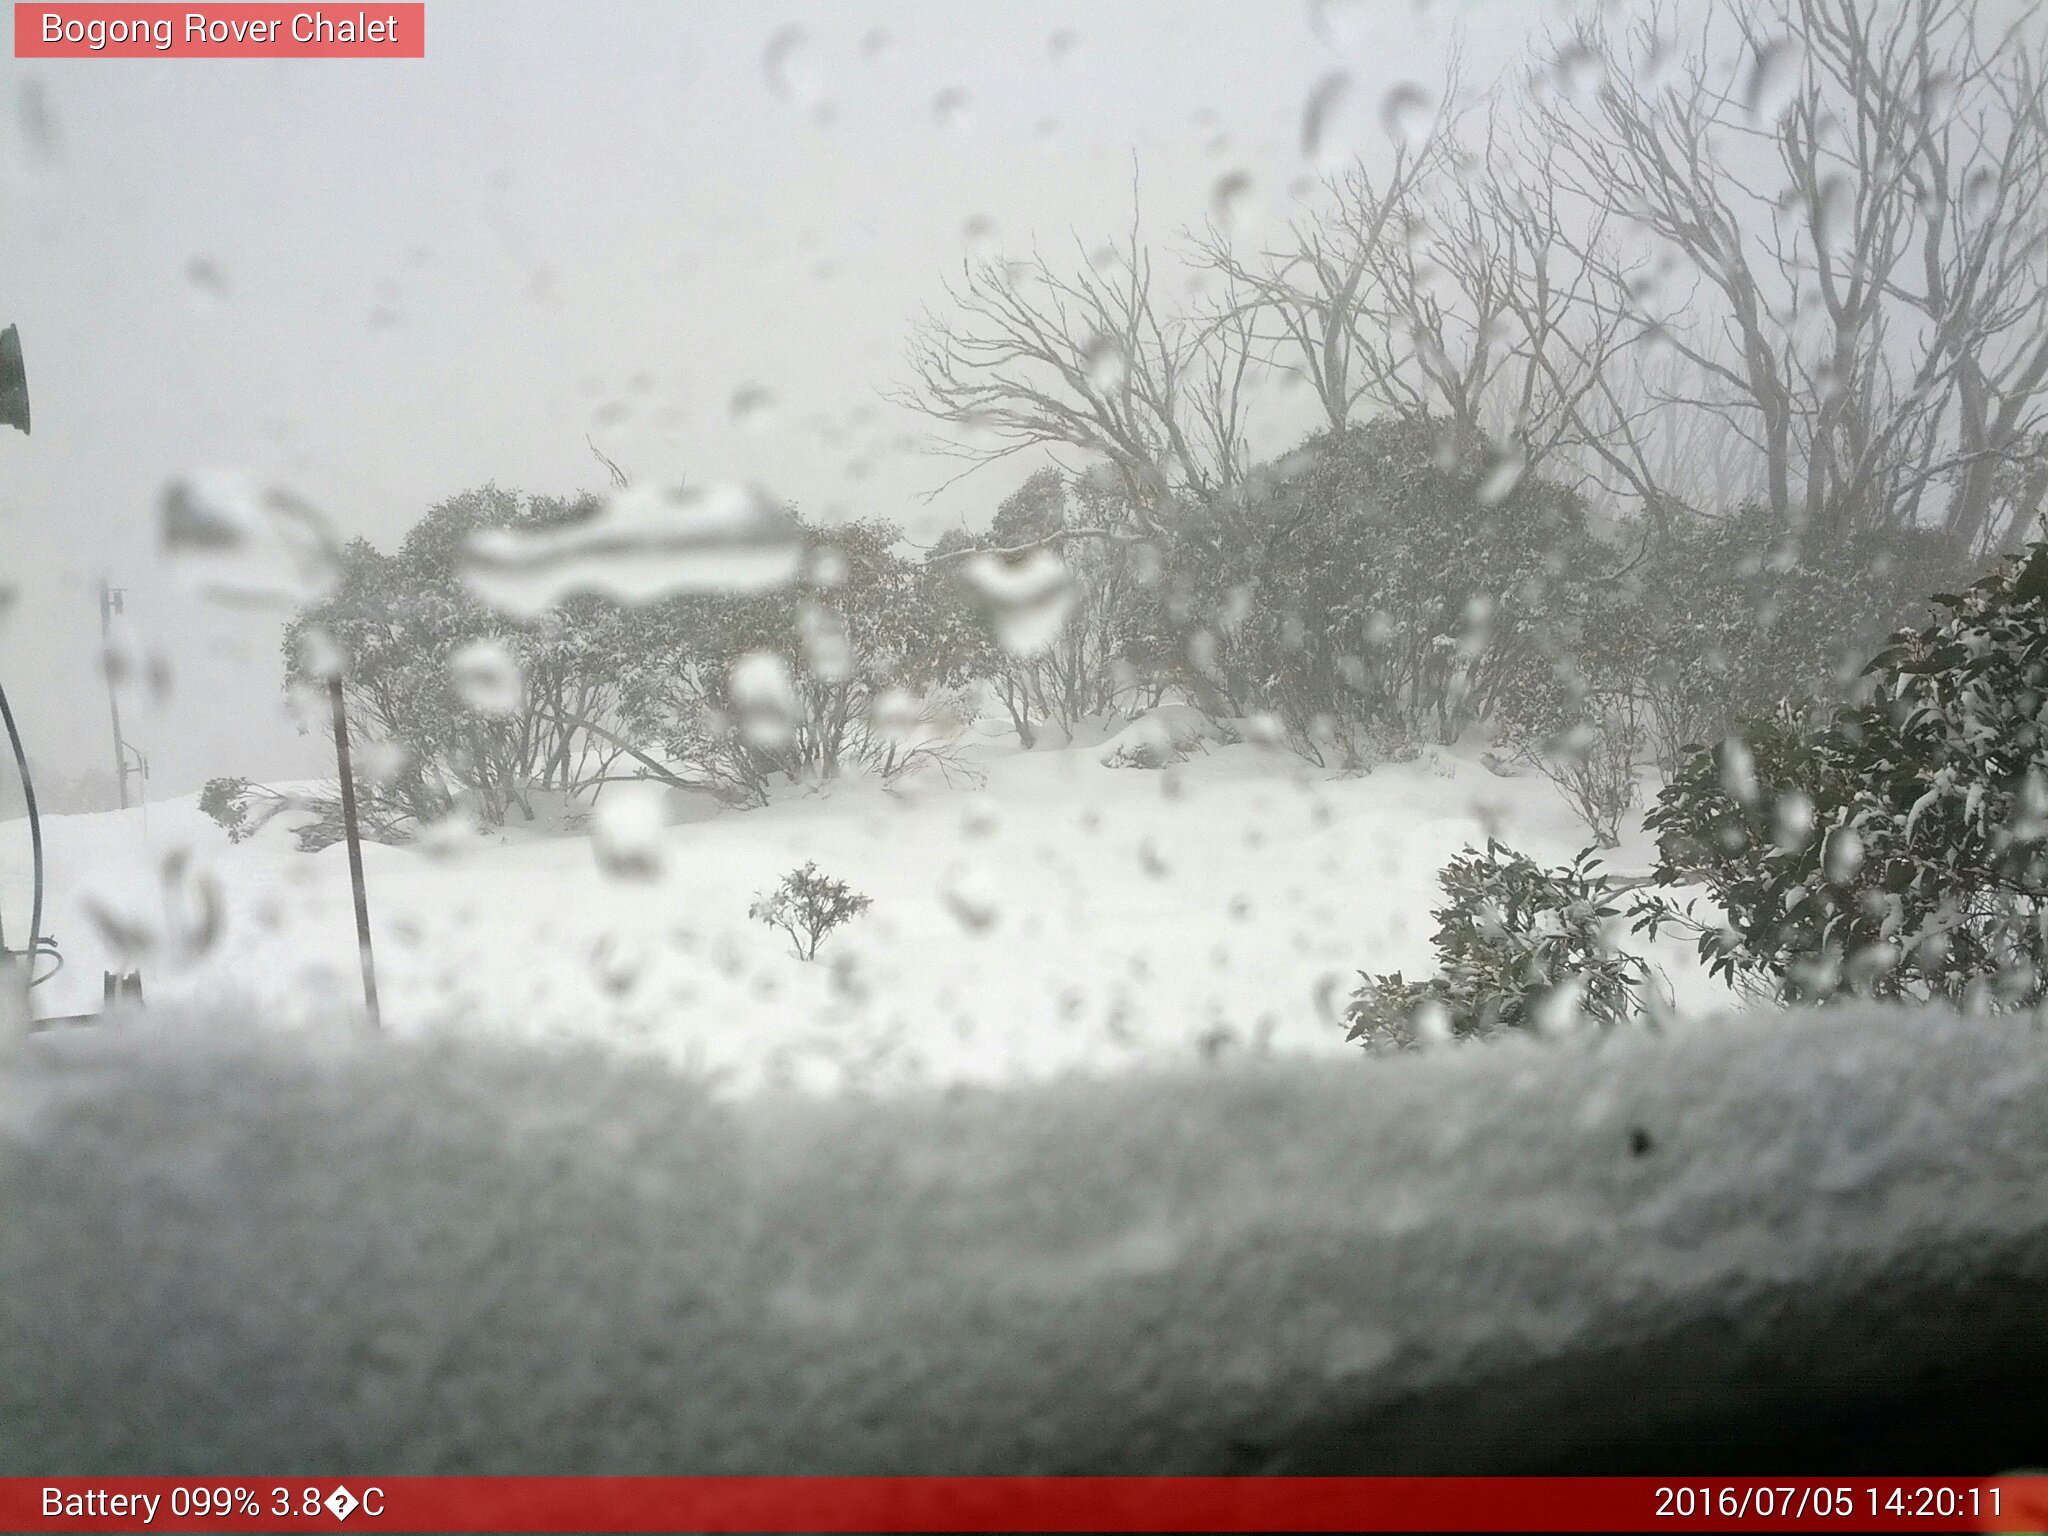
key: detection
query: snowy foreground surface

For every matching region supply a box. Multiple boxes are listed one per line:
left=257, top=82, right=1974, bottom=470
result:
left=7, top=725, right=1728, bottom=1091
left=3, top=1003, right=2044, bottom=1471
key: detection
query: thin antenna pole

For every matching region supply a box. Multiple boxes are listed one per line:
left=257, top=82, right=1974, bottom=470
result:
left=327, top=676, right=381, bottom=1030
left=98, top=580, right=130, bottom=810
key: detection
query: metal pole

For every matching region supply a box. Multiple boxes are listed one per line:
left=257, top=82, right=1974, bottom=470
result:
left=98, top=581, right=130, bottom=810
left=328, top=676, right=381, bottom=1029
left=0, top=674, right=44, bottom=976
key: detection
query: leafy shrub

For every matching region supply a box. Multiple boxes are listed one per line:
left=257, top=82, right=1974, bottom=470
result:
left=198, top=777, right=259, bottom=842
left=1635, top=539, right=2048, bottom=1010
left=750, top=862, right=873, bottom=960
left=1486, top=509, right=1962, bottom=843
left=1346, top=841, right=1647, bottom=1050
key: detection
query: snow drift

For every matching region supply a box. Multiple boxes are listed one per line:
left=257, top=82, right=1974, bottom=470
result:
left=3, top=1002, right=2044, bottom=1473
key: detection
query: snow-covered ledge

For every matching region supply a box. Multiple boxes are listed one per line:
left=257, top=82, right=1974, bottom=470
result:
left=3, top=1005, right=2044, bottom=1473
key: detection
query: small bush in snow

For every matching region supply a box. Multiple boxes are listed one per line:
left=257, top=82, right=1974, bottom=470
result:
left=751, top=862, right=873, bottom=960
left=1516, top=708, right=1644, bottom=849
left=1347, top=841, right=1646, bottom=1050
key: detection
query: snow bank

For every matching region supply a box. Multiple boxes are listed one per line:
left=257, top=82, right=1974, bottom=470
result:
left=4, top=736, right=1726, bottom=1093
left=3, top=1002, right=2043, bottom=1472
left=1096, top=704, right=1225, bottom=768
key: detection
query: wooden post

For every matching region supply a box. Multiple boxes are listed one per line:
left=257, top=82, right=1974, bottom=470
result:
left=328, top=676, right=381, bottom=1030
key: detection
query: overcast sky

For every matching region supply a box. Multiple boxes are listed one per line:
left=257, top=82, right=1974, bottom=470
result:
left=0, top=0, right=1554, bottom=799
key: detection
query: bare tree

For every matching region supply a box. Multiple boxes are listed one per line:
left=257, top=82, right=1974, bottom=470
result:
left=1531, top=0, right=2048, bottom=543
left=1192, top=132, right=1449, bottom=435
left=1197, top=65, right=1637, bottom=485
left=894, top=202, right=1248, bottom=530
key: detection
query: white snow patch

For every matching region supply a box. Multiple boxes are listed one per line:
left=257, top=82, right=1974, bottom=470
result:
left=5, top=731, right=1727, bottom=1095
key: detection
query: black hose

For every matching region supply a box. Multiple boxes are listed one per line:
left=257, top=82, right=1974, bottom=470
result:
left=0, top=674, right=45, bottom=981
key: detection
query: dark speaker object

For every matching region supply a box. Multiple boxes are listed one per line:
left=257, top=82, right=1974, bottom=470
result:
left=1, top=325, right=28, bottom=435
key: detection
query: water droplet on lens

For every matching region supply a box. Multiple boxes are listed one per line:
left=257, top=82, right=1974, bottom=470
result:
left=448, top=638, right=524, bottom=716
left=186, top=256, right=230, bottom=297
left=1772, top=790, right=1815, bottom=852
left=1477, top=451, right=1525, bottom=505
left=1083, top=332, right=1129, bottom=392
left=729, top=650, right=799, bottom=750
left=1743, top=35, right=1800, bottom=121
left=1210, top=169, right=1254, bottom=233
left=461, top=483, right=806, bottom=615
left=1379, top=82, right=1434, bottom=146
left=589, top=934, right=649, bottom=996
left=17, top=78, right=59, bottom=163
left=764, top=25, right=821, bottom=106
left=81, top=848, right=223, bottom=970
left=940, top=863, right=1000, bottom=933
left=355, top=737, right=410, bottom=788
left=1823, top=825, right=1864, bottom=884
left=858, top=689, right=917, bottom=756
left=1301, top=70, right=1352, bottom=169
left=593, top=783, right=667, bottom=881
left=932, top=88, right=970, bottom=132
left=1718, top=736, right=1759, bottom=805
left=956, top=550, right=1075, bottom=657
left=962, top=213, right=1000, bottom=261
left=729, top=383, right=776, bottom=431
left=1547, top=40, right=1602, bottom=102
left=1309, top=0, right=1375, bottom=52
left=798, top=603, right=854, bottom=683
left=293, top=624, right=346, bottom=682
left=160, top=473, right=342, bottom=610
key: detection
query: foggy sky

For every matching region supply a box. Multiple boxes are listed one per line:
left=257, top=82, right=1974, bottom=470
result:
left=0, top=0, right=1535, bottom=800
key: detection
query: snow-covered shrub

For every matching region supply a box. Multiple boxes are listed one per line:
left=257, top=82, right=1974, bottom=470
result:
left=751, top=862, right=873, bottom=960
left=613, top=518, right=989, bottom=806
left=1098, top=706, right=1221, bottom=769
left=1627, top=510, right=1965, bottom=774
left=1636, top=539, right=2048, bottom=1009
left=1347, top=841, right=1646, bottom=1050
left=197, top=775, right=414, bottom=853
left=936, top=467, right=1158, bottom=748
left=1487, top=511, right=1963, bottom=845
left=285, top=487, right=624, bottom=828
left=1139, top=419, right=1606, bottom=757
left=199, top=775, right=321, bottom=849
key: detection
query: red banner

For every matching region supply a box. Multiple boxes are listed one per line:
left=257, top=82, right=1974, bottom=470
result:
left=13, top=4, right=424, bottom=57
left=5, top=1476, right=2048, bottom=1532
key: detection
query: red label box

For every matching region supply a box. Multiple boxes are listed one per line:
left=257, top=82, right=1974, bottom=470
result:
left=14, top=3, right=424, bottom=56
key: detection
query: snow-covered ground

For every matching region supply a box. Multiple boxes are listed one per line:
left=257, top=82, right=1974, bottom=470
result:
left=3, top=717, right=1728, bottom=1093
